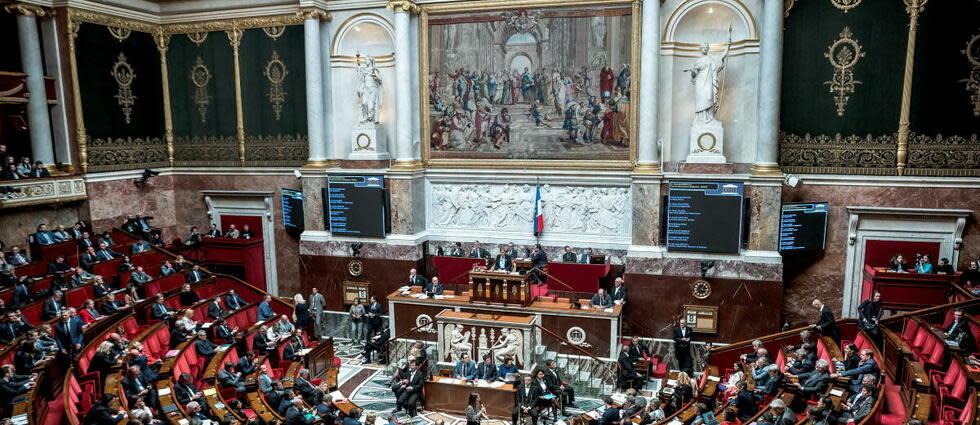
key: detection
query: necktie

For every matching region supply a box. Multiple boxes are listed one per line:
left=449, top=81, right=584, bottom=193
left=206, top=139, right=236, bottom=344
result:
left=135, top=378, right=144, bottom=392
left=7, top=324, right=13, bottom=337
left=53, top=300, right=59, bottom=311
left=40, top=233, right=49, bottom=244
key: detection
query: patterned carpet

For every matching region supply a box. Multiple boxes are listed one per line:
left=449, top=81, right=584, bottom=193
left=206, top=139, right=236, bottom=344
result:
left=330, top=338, right=663, bottom=425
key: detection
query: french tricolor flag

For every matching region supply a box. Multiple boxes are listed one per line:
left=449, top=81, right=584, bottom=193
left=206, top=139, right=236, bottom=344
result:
left=532, top=185, right=544, bottom=236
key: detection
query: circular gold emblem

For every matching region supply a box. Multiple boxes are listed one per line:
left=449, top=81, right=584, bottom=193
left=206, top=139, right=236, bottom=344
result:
left=348, top=259, right=364, bottom=277
left=354, top=133, right=373, bottom=151
left=696, top=132, right=717, bottom=152
left=691, top=279, right=712, bottom=300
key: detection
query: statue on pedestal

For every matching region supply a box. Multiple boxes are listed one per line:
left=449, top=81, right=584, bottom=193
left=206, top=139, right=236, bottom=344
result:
left=683, top=25, right=732, bottom=164
left=356, top=55, right=383, bottom=126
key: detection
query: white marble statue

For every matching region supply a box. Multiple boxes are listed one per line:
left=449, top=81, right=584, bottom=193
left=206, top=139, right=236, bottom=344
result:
left=685, top=33, right=732, bottom=123
left=444, top=324, right=472, bottom=362
left=490, top=328, right=523, bottom=365
left=356, top=55, right=383, bottom=125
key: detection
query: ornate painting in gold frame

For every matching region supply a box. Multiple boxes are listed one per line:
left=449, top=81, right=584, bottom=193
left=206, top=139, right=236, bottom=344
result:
left=419, top=0, right=640, bottom=170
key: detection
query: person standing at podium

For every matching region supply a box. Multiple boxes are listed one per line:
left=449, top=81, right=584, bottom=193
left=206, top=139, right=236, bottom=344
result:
left=561, top=246, right=577, bottom=262
left=610, top=278, right=627, bottom=305
left=407, top=268, right=427, bottom=287
left=492, top=248, right=513, bottom=272
left=530, top=244, right=548, bottom=285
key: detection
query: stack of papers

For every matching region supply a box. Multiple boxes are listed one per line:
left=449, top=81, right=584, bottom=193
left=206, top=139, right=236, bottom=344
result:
left=611, top=393, right=627, bottom=404
left=707, top=376, right=721, bottom=382
left=9, top=415, right=27, bottom=425
left=490, top=381, right=506, bottom=388
left=829, top=388, right=844, bottom=397
left=666, top=379, right=678, bottom=386
left=158, top=388, right=172, bottom=396
left=328, top=390, right=346, bottom=403
left=296, top=348, right=312, bottom=356
left=585, top=411, right=601, bottom=420
left=203, top=388, right=217, bottom=396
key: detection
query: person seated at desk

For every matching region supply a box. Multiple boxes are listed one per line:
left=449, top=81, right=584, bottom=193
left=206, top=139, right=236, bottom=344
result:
left=628, top=335, right=651, bottom=363
left=942, top=308, right=976, bottom=353
left=936, top=257, right=955, bottom=275
left=173, top=309, right=199, bottom=342
left=839, top=383, right=876, bottom=424
left=610, top=277, right=627, bottom=305
left=51, top=225, right=70, bottom=242
left=122, top=365, right=158, bottom=408
left=185, top=264, right=207, bottom=284
left=253, top=324, right=275, bottom=354
left=258, top=294, right=275, bottom=321
left=194, top=330, right=218, bottom=361
left=214, top=317, right=238, bottom=342
left=80, top=246, right=100, bottom=271
left=617, top=344, right=642, bottom=391
left=754, top=366, right=784, bottom=399
left=6, top=247, right=29, bottom=267
left=83, top=393, right=128, bottom=425
left=94, top=242, right=121, bottom=262
left=728, top=381, right=759, bottom=422
left=888, top=253, right=908, bottom=272
left=407, top=268, right=427, bottom=287
left=786, top=344, right=817, bottom=375
left=218, top=360, right=246, bottom=393
left=225, top=289, right=246, bottom=311
left=791, top=358, right=831, bottom=397
left=505, top=242, right=520, bottom=259
left=47, top=255, right=71, bottom=277
left=454, top=353, right=477, bottom=380
left=283, top=333, right=305, bottom=362
left=32, top=224, right=60, bottom=246
left=275, top=314, right=296, bottom=337
left=598, top=396, right=621, bottom=425
left=131, top=239, right=152, bottom=254
left=589, top=288, right=613, bottom=309
left=240, top=224, right=254, bottom=239
left=99, top=294, right=131, bottom=316
left=498, top=357, right=519, bottom=383
left=285, top=397, right=314, bottom=425
left=545, top=359, right=575, bottom=409
left=512, top=375, right=541, bottom=425
left=205, top=223, right=222, bottom=238
left=186, top=401, right=216, bottom=423
left=491, top=248, right=513, bottom=272
left=92, top=277, right=113, bottom=299
left=915, top=254, right=933, bottom=274
left=469, top=241, right=491, bottom=261
left=394, top=361, right=424, bottom=416
left=578, top=248, right=594, bottom=264
left=78, top=299, right=102, bottom=324
left=118, top=254, right=135, bottom=271
left=740, top=340, right=766, bottom=364
left=159, top=260, right=176, bottom=277
left=449, top=241, right=465, bottom=257
left=424, top=276, right=444, bottom=296
left=41, top=290, right=64, bottom=321
left=172, top=255, right=192, bottom=272
left=475, top=353, right=497, bottom=381
left=175, top=372, right=209, bottom=409
left=76, top=231, right=95, bottom=250
left=831, top=348, right=879, bottom=392
left=561, top=246, right=577, bottom=262
left=225, top=224, right=241, bottom=239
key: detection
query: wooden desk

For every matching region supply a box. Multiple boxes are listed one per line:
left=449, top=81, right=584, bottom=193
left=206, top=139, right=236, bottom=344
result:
left=862, top=265, right=958, bottom=311
left=424, top=376, right=515, bottom=418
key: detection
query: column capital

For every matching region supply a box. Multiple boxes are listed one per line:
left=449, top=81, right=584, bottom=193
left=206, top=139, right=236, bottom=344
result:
left=387, top=0, right=420, bottom=15
left=4, top=2, right=50, bottom=17
left=298, top=7, right=331, bottom=21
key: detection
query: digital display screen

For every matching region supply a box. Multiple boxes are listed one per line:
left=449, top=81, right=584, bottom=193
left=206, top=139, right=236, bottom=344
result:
left=666, top=181, right=745, bottom=254
left=779, top=202, right=829, bottom=252
left=281, top=188, right=304, bottom=230
left=325, top=175, right=386, bottom=238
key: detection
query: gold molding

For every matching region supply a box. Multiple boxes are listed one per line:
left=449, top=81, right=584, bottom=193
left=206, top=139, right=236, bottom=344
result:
left=387, top=0, right=420, bottom=15
left=262, top=26, right=286, bottom=40
left=66, top=11, right=88, bottom=173
left=155, top=30, right=174, bottom=166
left=164, top=14, right=305, bottom=34
left=107, top=26, right=131, bottom=41
left=824, top=27, right=864, bottom=116
left=68, top=8, right=156, bottom=33
left=784, top=0, right=795, bottom=18
left=303, top=159, right=340, bottom=169
left=633, top=163, right=663, bottom=174
left=4, top=3, right=49, bottom=17
left=227, top=26, right=246, bottom=165
left=830, top=0, right=862, bottom=13
left=390, top=159, right=424, bottom=170
left=264, top=50, right=288, bottom=121
left=187, top=31, right=208, bottom=45
left=109, top=52, right=137, bottom=124
left=418, top=0, right=639, bottom=170
left=896, top=0, right=928, bottom=176
left=298, top=7, right=331, bottom=21
left=749, top=163, right=782, bottom=177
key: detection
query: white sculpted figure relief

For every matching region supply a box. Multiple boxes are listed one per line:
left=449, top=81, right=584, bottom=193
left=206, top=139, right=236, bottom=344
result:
left=356, top=55, right=383, bottom=125
left=429, top=183, right=629, bottom=236
left=444, top=323, right=472, bottom=362
left=491, top=328, right=523, bottom=365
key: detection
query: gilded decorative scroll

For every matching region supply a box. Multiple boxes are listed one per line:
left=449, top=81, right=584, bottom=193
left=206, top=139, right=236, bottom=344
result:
left=87, top=136, right=168, bottom=172
left=906, top=132, right=980, bottom=176
left=187, top=32, right=208, bottom=45
left=173, top=136, right=240, bottom=166
left=264, top=51, right=288, bottom=121
left=830, top=0, right=862, bottom=12
left=963, top=30, right=980, bottom=117
left=110, top=52, right=137, bottom=124
left=243, top=134, right=309, bottom=166
left=824, top=27, right=865, bottom=116
left=262, top=26, right=286, bottom=40
left=190, top=57, right=211, bottom=123
left=107, top=26, right=131, bottom=41
left=778, top=131, right=897, bottom=175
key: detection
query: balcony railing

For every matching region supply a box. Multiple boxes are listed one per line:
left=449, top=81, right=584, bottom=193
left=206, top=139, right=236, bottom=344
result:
left=0, top=175, right=87, bottom=209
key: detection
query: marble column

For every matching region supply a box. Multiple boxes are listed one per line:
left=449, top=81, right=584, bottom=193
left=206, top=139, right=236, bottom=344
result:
left=319, top=18, right=338, bottom=166
left=11, top=4, right=55, bottom=165
left=751, top=0, right=784, bottom=176
left=389, top=1, right=419, bottom=169
left=302, top=8, right=330, bottom=167
left=635, top=0, right=661, bottom=173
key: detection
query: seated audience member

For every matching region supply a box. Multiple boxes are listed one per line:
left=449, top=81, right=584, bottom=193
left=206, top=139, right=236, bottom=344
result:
left=179, top=283, right=203, bottom=306
left=0, top=258, right=13, bottom=286
left=751, top=358, right=772, bottom=385
left=78, top=247, right=100, bottom=271
left=770, top=398, right=797, bottom=425
left=831, top=348, right=879, bottom=392
left=77, top=231, right=95, bottom=250
left=146, top=230, right=164, bottom=246
left=610, top=277, right=627, bottom=305
left=274, top=314, right=295, bottom=337
left=935, top=257, right=955, bottom=275
left=52, top=225, right=71, bottom=241
left=283, top=333, right=305, bottom=362
left=6, top=247, right=29, bottom=267
left=578, top=247, right=594, bottom=264
left=194, top=331, right=218, bottom=361
left=253, top=325, right=275, bottom=354
left=185, top=400, right=215, bottom=422
left=47, top=255, right=71, bottom=276
left=70, top=267, right=96, bottom=288
left=150, top=294, right=176, bottom=320
left=962, top=261, right=980, bottom=288
left=206, top=224, right=222, bottom=238
left=240, top=224, right=254, bottom=239
left=15, top=158, right=31, bottom=176
left=888, top=254, right=908, bottom=272
left=160, top=260, right=176, bottom=277
left=219, top=361, right=247, bottom=393
left=207, top=297, right=227, bottom=320
left=545, top=359, right=575, bottom=409
left=793, top=358, right=831, bottom=396
left=225, top=224, right=241, bottom=239
left=128, top=266, right=153, bottom=294
left=122, top=365, right=158, bottom=408
left=589, top=288, right=613, bottom=309
left=256, top=364, right=274, bottom=395
left=237, top=351, right=257, bottom=375
left=424, top=276, right=444, bottom=296
left=41, top=290, right=65, bottom=321
left=14, top=342, right=42, bottom=375
left=454, top=353, right=477, bottom=380
left=99, top=294, right=131, bottom=316
left=95, top=241, right=121, bottom=261
left=598, top=396, right=621, bottom=425
left=129, top=397, right=158, bottom=425
left=628, top=335, right=651, bottom=362
left=11, top=280, right=33, bottom=308
left=97, top=231, right=115, bottom=247
left=34, top=324, right=58, bottom=354
left=728, top=381, right=758, bottom=422
left=258, top=294, right=275, bottom=321
left=561, top=246, right=577, bottom=262
left=79, top=299, right=103, bottom=324
left=184, top=226, right=202, bottom=246
left=512, top=375, right=541, bottom=425
left=294, top=368, right=323, bottom=405
left=754, top=366, right=784, bottom=399
left=1, top=163, right=21, bottom=180
left=33, top=224, right=59, bottom=246
left=225, top=289, right=246, bottom=310
left=67, top=222, right=84, bottom=240
left=475, top=354, right=497, bottom=381
left=407, top=268, right=427, bottom=287
left=131, top=239, right=152, bottom=254
left=392, top=360, right=425, bottom=415
left=92, top=277, right=114, bottom=299
left=173, top=309, right=198, bottom=341
left=915, top=254, right=933, bottom=274
left=942, top=308, right=976, bottom=353
left=185, top=265, right=207, bottom=284
left=622, top=389, right=646, bottom=418
left=839, top=383, right=876, bottom=424
left=498, top=357, right=519, bottom=383
left=362, top=323, right=389, bottom=364
left=617, top=344, right=642, bottom=391
left=83, top=393, right=127, bottom=425
left=175, top=372, right=207, bottom=408
left=172, top=256, right=191, bottom=271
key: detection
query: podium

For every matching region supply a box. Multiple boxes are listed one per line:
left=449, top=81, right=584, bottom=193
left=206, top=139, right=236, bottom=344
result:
left=469, top=270, right=531, bottom=306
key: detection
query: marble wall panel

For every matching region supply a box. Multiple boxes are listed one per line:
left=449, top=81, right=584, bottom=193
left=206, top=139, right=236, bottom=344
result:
left=747, top=184, right=781, bottom=252
left=632, top=182, right=661, bottom=246
left=85, top=175, right=178, bottom=236
left=300, top=254, right=424, bottom=311
left=0, top=203, right=86, bottom=249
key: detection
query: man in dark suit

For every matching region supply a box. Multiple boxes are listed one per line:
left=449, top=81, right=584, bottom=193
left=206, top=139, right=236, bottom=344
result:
left=92, top=278, right=113, bottom=299
left=627, top=336, right=650, bottom=363
left=673, top=317, right=694, bottom=373
left=530, top=244, right=548, bottom=285
left=469, top=241, right=491, bottom=261
left=454, top=353, right=477, bottom=380
left=731, top=381, right=759, bottom=422
left=150, top=294, right=175, bottom=320
left=943, top=308, right=976, bottom=353
left=0, top=313, right=20, bottom=345
left=42, top=291, right=64, bottom=321
left=366, top=296, right=383, bottom=336
left=794, top=359, right=831, bottom=397
left=295, top=369, right=322, bottom=405
left=545, top=359, right=575, bottom=409
left=598, top=396, right=621, bottom=425
left=449, top=242, right=465, bottom=257
left=77, top=232, right=95, bottom=250
left=407, top=268, right=427, bottom=287
left=253, top=325, right=274, bottom=354
left=512, top=374, right=541, bottom=425
left=754, top=366, right=784, bottom=399
left=617, top=344, right=641, bottom=391
left=811, top=299, right=840, bottom=344
left=214, top=318, right=237, bottom=342
left=194, top=331, right=218, bottom=361
left=222, top=290, right=244, bottom=311
left=33, top=224, right=57, bottom=246
left=283, top=337, right=304, bottom=362
left=589, top=288, right=613, bottom=309
left=206, top=224, right=222, bottom=238
left=95, top=242, right=120, bottom=261
left=610, top=278, right=627, bottom=305
left=237, top=351, right=257, bottom=374
left=186, top=265, right=206, bottom=283
left=832, top=348, right=880, bottom=392
left=285, top=397, right=314, bottom=425
left=505, top=242, right=520, bottom=259
left=207, top=298, right=227, bottom=319
left=6, top=247, right=29, bottom=266
left=11, top=280, right=32, bottom=308
left=424, top=277, right=444, bottom=296
left=561, top=246, right=577, bottom=262
left=122, top=365, right=157, bottom=407
left=175, top=372, right=207, bottom=407
left=475, top=354, right=498, bottom=381
left=54, top=310, right=84, bottom=356
left=395, top=361, right=425, bottom=416
left=0, top=365, right=33, bottom=416
left=218, top=361, right=246, bottom=393
left=363, top=325, right=389, bottom=364
left=80, top=246, right=100, bottom=270
left=491, top=248, right=513, bottom=272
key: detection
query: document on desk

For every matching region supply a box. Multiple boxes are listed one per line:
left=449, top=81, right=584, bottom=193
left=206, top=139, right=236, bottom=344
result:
left=707, top=376, right=721, bottom=382
left=203, top=387, right=217, bottom=396
left=829, top=388, right=844, bottom=397
left=490, top=381, right=506, bottom=388
left=296, top=348, right=312, bottom=356
left=158, top=387, right=172, bottom=396
left=585, top=411, right=601, bottom=420
left=328, top=390, right=347, bottom=403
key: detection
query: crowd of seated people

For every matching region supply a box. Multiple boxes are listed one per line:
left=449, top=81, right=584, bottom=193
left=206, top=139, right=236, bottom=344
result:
left=0, top=150, right=52, bottom=180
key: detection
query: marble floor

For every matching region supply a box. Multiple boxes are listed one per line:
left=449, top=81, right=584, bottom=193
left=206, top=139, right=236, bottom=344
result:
left=330, top=338, right=664, bottom=425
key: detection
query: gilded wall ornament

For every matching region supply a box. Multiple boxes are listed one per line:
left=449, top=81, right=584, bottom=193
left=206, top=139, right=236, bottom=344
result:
left=824, top=27, right=865, bottom=116
left=107, top=26, right=131, bottom=42
left=187, top=32, right=208, bottom=45
left=264, top=51, right=288, bottom=120
left=962, top=30, right=980, bottom=117
left=110, top=52, right=137, bottom=124
left=262, top=26, right=286, bottom=40
left=830, top=0, right=862, bottom=12
left=190, top=57, right=212, bottom=123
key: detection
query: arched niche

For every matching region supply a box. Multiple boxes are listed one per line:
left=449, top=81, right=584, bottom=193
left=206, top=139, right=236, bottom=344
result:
left=332, top=13, right=395, bottom=57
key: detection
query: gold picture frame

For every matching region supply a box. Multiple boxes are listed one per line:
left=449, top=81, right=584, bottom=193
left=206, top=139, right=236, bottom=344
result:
left=418, top=0, right=641, bottom=170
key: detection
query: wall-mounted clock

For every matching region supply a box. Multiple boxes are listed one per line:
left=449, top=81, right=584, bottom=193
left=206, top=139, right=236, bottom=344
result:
left=348, top=259, right=364, bottom=277
left=691, top=279, right=712, bottom=300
